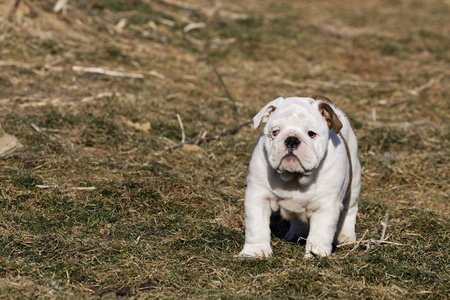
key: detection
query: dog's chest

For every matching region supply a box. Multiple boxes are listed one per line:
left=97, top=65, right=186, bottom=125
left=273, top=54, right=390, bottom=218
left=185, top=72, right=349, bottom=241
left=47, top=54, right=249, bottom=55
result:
left=273, top=186, right=315, bottom=209
left=278, top=198, right=307, bottom=213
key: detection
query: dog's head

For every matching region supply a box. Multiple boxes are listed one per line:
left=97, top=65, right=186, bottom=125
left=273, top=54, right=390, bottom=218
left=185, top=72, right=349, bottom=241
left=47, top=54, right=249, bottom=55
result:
left=253, top=96, right=342, bottom=176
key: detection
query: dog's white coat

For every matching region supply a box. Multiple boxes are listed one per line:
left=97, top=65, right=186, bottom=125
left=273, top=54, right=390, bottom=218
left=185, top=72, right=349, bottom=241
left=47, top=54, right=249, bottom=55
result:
left=240, top=97, right=361, bottom=258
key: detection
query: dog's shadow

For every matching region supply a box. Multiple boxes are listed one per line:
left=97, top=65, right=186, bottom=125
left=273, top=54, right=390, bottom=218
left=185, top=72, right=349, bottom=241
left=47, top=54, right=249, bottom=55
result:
left=271, top=212, right=340, bottom=252
left=270, top=212, right=307, bottom=245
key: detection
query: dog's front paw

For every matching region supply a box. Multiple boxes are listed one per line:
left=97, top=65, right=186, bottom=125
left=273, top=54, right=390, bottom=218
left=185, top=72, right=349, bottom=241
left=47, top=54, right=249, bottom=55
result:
left=239, top=243, right=272, bottom=258
left=337, top=231, right=356, bottom=245
left=304, top=240, right=332, bottom=258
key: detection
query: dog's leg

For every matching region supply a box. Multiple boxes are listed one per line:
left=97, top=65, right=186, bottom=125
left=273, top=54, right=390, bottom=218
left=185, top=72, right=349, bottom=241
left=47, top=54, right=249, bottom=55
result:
left=305, top=205, right=340, bottom=258
left=337, top=203, right=358, bottom=244
left=337, top=161, right=361, bottom=244
left=336, top=191, right=359, bottom=244
left=239, top=188, right=273, bottom=258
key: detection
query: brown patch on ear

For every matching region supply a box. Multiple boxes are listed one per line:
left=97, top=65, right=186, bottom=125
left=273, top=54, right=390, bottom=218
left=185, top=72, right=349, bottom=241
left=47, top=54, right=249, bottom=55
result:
left=312, top=95, right=334, bottom=104
left=318, top=102, right=343, bottom=134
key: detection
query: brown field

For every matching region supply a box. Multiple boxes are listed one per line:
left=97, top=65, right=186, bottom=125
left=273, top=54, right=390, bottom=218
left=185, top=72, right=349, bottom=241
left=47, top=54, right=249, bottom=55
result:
left=0, top=0, right=448, bottom=298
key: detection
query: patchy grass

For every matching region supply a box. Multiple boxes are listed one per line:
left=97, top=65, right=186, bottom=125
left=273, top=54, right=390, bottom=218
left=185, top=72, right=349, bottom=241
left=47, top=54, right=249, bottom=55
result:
left=0, top=0, right=448, bottom=298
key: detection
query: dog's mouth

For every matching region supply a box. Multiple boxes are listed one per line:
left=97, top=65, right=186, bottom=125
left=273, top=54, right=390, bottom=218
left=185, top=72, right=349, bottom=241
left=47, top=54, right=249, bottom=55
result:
left=277, top=152, right=313, bottom=175
left=277, top=152, right=300, bottom=170
left=282, top=152, right=299, bottom=161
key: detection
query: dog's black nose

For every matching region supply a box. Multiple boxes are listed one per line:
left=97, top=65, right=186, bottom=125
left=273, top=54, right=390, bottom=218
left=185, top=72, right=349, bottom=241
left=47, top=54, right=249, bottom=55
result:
left=285, top=136, right=300, bottom=150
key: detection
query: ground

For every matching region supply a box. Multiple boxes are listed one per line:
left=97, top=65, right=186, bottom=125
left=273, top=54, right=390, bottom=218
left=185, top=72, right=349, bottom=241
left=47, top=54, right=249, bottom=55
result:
left=0, top=0, right=448, bottom=298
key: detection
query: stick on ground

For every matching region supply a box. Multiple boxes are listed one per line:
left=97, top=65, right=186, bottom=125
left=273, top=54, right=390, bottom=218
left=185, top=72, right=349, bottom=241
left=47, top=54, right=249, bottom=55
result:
left=53, top=0, right=69, bottom=13
left=176, top=114, right=186, bottom=143
left=378, top=212, right=389, bottom=247
left=343, top=229, right=369, bottom=258
left=166, top=120, right=252, bottom=150
left=8, top=0, right=21, bottom=21
left=212, top=64, right=240, bottom=124
left=72, top=66, right=144, bottom=79
left=408, top=71, right=446, bottom=95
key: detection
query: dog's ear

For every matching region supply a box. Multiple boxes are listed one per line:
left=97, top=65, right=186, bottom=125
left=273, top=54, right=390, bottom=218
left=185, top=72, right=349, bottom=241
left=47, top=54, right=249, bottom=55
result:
left=312, top=95, right=333, bottom=104
left=253, top=97, right=284, bottom=129
left=318, top=102, right=342, bottom=134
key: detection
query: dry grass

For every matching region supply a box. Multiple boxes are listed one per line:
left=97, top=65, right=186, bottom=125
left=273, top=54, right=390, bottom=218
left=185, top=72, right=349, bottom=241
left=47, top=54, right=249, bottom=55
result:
left=0, top=0, right=448, bottom=298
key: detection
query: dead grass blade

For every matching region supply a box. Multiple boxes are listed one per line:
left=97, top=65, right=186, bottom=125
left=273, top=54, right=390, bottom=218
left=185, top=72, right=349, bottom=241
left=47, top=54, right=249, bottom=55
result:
left=201, top=98, right=216, bottom=132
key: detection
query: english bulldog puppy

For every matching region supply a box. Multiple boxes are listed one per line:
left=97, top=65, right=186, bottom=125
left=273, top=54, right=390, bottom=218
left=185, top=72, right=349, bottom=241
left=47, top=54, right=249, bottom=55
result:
left=240, top=96, right=361, bottom=258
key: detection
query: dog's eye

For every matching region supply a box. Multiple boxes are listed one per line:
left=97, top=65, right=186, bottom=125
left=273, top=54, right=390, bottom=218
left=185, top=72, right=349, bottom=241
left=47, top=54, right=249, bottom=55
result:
left=308, top=131, right=316, bottom=138
left=272, top=129, right=280, bottom=137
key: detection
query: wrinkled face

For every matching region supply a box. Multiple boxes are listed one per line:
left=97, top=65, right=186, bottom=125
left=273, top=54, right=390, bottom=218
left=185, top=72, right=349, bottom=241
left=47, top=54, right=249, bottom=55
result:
left=263, top=99, right=330, bottom=175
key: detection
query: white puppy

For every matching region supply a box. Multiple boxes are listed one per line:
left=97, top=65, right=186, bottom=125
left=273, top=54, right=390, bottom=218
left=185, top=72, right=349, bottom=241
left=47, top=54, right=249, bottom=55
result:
left=240, top=96, right=361, bottom=258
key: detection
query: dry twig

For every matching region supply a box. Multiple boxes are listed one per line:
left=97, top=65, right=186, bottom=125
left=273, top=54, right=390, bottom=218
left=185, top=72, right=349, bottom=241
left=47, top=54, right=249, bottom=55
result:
left=176, top=114, right=186, bottom=143
left=282, top=79, right=393, bottom=89
left=183, top=22, right=206, bottom=33
left=165, top=120, right=252, bottom=150
left=407, top=72, right=446, bottom=95
left=337, top=212, right=403, bottom=257
left=72, top=66, right=144, bottom=79
left=343, top=229, right=369, bottom=258
left=53, top=0, right=69, bottom=14
left=36, top=185, right=96, bottom=191
left=72, top=187, right=96, bottom=191
left=0, top=60, right=32, bottom=69
left=212, top=64, right=240, bottom=124
left=377, top=212, right=389, bottom=247
left=8, top=0, right=22, bottom=21
left=158, top=0, right=199, bottom=11
left=165, top=63, right=247, bottom=150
